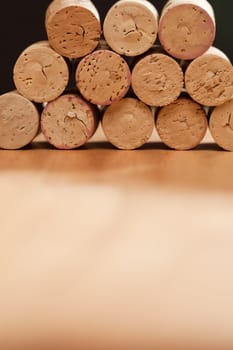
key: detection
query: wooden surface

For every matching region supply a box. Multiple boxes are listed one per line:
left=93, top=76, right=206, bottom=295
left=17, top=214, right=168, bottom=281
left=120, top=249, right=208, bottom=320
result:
left=1, top=127, right=233, bottom=350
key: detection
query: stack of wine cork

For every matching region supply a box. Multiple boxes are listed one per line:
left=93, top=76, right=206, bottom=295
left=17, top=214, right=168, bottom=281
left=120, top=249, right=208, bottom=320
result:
left=0, top=0, right=232, bottom=151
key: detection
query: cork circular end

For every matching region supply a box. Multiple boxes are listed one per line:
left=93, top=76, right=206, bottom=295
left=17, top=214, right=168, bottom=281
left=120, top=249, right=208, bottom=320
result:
left=159, top=4, right=215, bottom=60
left=41, top=94, right=99, bottom=149
left=13, top=42, right=69, bottom=103
left=156, top=98, right=208, bottom=150
left=46, top=4, right=101, bottom=58
left=185, top=54, right=233, bottom=107
left=102, top=98, right=154, bottom=150
left=0, top=92, right=40, bottom=150
left=209, top=100, right=233, bottom=151
left=132, top=53, right=184, bottom=107
left=103, top=1, right=158, bottom=57
left=76, top=50, right=131, bottom=106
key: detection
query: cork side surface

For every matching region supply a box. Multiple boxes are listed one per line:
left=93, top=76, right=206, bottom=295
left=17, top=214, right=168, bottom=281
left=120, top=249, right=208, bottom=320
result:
left=156, top=97, right=208, bottom=150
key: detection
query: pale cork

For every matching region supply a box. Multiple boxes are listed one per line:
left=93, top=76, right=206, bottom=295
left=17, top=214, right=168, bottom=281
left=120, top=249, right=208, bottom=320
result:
left=103, top=0, right=159, bottom=57
left=0, top=91, right=40, bottom=150
left=156, top=97, right=208, bottom=150
left=132, top=51, right=184, bottom=107
left=102, top=97, right=154, bottom=150
left=41, top=93, right=99, bottom=149
left=159, top=0, right=216, bottom=60
left=45, top=0, right=101, bottom=58
left=13, top=41, right=69, bottom=103
left=76, top=49, right=131, bottom=105
left=209, top=99, right=233, bottom=151
left=185, top=47, right=233, bottom=107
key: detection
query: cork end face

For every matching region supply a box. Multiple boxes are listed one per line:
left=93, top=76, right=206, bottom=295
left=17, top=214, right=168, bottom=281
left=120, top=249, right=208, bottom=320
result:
left=185, top=54, right=233, bottom=107
left=0, top=92, right=40, bottom=150
left=132, top=53, right=184, bottom=107
left=102, top=98, right=154, bottom=150
left=76, top=50, right=131, bottom=106
left=13, top=44, right=69, bottom=103
left=103, top=1, right=158, bottom=57
left=46, top=6, right=101, bottom=59
left=156, top=98, right=208, bottom=150
left=209, top=100, right=233, bottom=151
left=41, top=94, right=98, bottom=149
left=159, top=4, right=215, bottom=60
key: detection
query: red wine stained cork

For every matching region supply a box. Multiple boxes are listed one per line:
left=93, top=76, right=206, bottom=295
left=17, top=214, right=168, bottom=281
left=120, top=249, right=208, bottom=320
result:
left=131, top=51, right=184, bottom=107
left=102, top=97, right=154, bottom=150
left=185, top=47, right=233, bottom=107
left=156, top=97, right=208, bottom=150
left=103, top=0, right=159, bottom=57
left=13, top=41, right=69, bottom=103
left=76, top=50, right=131, bottom=105
left=41, top=94, right=99, bottom=149
left=0, top=91, right=40, bottom=150
left=209, top=99, right=233, bottom=151
left=159, top=0, right=216, bottom=60
left=45, top=0, right=101, bottom=59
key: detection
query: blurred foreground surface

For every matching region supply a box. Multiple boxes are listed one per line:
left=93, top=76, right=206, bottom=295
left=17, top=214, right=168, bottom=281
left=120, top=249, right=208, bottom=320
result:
left=1, top=128, right=233, bottom=350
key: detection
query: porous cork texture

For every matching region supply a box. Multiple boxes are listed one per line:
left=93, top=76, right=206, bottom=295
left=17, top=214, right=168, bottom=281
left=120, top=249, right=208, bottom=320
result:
left=45, top=0, right=101, bottom=58
left=41, top=94, right=99, bottom=149
left=209, top=99, right=233, bottom=151
left=102, top=98, right=154, bottom=150
left=76, top=49, right=131, bottom=105
left=156, top=97, right=208, bottom=150
left=185, top=47, right=233, bottom=107
left=13, top=41, right=69, bottom=103
left=132, top=52, right=184, bottom=107
left=159, top=0, right=216, bottom=60
left=0, top=91, right=40, bottom=150
left=103, top=0, right=159, bottom=57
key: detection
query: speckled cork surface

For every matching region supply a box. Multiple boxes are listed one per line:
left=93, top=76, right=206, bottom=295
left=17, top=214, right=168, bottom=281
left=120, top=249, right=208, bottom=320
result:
left=76, top=49, right=131, bottom=105
left=185, top=47, right=233, bottom=107
left=103, top=0, right=158, bottom=57
left=209, top=99, right=233, bottom=151
left=45, top=0, right=101, bottom=58
left=13, top=41, right=69, bottom=103
left=0, top=91, right=40, bottom=150
left=156, top=97, right=208, bottom=150
left=102, top=97, right=154, bottom=150
left=132, top=51, right=184, bottom=107
left=41, top=94, right=99, bottom=149
left=159, top=0, right=216, bottom=60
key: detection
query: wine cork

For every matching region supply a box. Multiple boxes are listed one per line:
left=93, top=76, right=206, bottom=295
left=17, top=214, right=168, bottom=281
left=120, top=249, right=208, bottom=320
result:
left=131, top=51, right=184, bottom=107
left=13, top=41, right=69, bottom=103
left=0, top=91, right=40, bottom=150
left=209, top=99, right=233, bottom=151
left=103, top=0, right=159, bottom=57
left=41, top=94, right=99, bottom=149
left=159, top=0, right=216, bottom=60
left=185, top=47, right=233, bottom=107
left=45, top=0, right=101, bottom=59
left=156, top=97, right=208, bottom=150
left=76, top=50, right=131, bottom=105
left=102, top=98, right=154, bottom=150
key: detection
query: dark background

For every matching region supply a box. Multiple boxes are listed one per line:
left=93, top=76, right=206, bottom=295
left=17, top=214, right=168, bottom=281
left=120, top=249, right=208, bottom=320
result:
left=0, top=0, right=232, bottom=94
